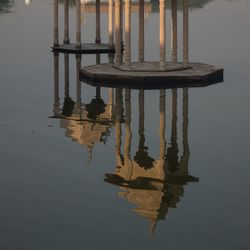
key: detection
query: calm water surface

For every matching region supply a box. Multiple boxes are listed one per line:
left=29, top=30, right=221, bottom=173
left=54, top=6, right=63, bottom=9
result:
left=0, top=0, right=250, bottom=249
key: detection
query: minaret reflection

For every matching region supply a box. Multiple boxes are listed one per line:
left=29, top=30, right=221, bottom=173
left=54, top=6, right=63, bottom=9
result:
left=105, top=88, right=199, bottom=235
left=52, top=52, right=115, bottom=162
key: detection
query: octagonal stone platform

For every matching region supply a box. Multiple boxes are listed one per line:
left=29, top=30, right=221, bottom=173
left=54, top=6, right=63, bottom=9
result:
left=80, top=62, right=223, bottom=89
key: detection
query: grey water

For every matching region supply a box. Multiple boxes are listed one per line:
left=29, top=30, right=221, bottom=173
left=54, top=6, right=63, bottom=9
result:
left=0, top=0, right=250, bottom=249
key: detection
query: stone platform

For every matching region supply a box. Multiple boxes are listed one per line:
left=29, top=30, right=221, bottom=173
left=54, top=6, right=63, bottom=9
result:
left=80, top=62, right=223, bottom=89
left=52, top=43, right=115, bottom=54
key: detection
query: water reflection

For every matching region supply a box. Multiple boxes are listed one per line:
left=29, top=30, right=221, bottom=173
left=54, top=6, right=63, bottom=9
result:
left=53, top=52, right=115, bottom=162
left=104, top=87, right=199, bottom=235
left=52, top=52, right=199, bottom=234
left=0, top=0, right=14, bottom=14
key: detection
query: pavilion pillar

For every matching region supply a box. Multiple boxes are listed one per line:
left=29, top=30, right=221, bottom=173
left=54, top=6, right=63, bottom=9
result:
left=115, top=0, right=122, bottom=65
left=138, top=0, right=144, bottom=63
left=53, top=0, right=59, bottom=46
left=108, top=0, right=114, bottom=45
left=96, top=0, right=101, bottom=43
left=183, top=0, right=189, bottom=65
left=171, top=0, right=177, bottom=63
left=159, top=0, right=166, bottom=69
left=64, top=0, right=70, bottom=44
left=120, top=0, right=123, bottom=48
left=76, top=0, right=81, bottom=48
left=125, top=0, right=131, bottom=68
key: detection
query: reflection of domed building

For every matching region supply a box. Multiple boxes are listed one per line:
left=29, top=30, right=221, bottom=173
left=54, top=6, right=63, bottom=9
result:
left=105, top=88, right=198, bottom=235
left=52, top=53, right=115, bottom=162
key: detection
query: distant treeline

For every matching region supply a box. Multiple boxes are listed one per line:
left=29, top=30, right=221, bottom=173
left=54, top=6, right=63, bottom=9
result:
left=0, top=0, right=14, bottom=14
left=58, top=0, right=214, bottom=11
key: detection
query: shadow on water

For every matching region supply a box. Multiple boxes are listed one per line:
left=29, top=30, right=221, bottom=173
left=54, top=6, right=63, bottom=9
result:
left=51, top=52, right=202, bottom=235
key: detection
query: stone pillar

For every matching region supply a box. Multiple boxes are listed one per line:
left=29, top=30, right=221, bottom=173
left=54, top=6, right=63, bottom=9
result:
left=171, top=0, right=177, bottom=63
left=159, top=0, right=166, bottom=69
left=76, top=0, right=81, bottom=48
left=64, top=53, right=69, bottom=98
left=125, top=0, right=131, bottom=68
left=120, top=0, right=123, bottom=48
left=115, top=0, right=122, bottom=65
left=108, top=0, right=114, bottom=45
left=96, top=0, right=101, bottom=43
left=53, top=52, right=60, bottom=115
left=159, top=89, right=166, bottom=160
left=64, top=0, right=70, bottom=44
left=183, top=0, right=189, bottom=64
left=138, top=0, right=144, bottom=63
left=53, top=0, right=59, bottom=46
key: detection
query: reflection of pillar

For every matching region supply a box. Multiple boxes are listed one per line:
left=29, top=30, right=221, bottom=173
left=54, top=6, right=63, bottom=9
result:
left=115, top=0, right=122, bottom=65
left=108, top=88, right=114, bottom=117
left=76, top=54, right=82, bottom=108
left=108, top=53, right=115, bottom=64
left=108, top=0, right=114, bottom=45
left=53, top=52, right=60, bottom=115
left=64, top=0, right=70, bottom=44
left=115, top=89, right=123, bottom=162
left=167, top=88, right=179, bottom=172
left=159, top=0, right=166, bottom=69
left=96, top=0, right=101, bottom=43
left=64, top=53, right=69, bottom=98
left=171, top=0, right=177, bottom=63
left=182, top=88, right=189, bottom=154
left=159, top=89, right=166, bottom=160
left=53, top=0, right=59, bottom=46
left=124, top=89, right=132, bottom=158
left=138, top=0, right=144, bottom=63
left=96, top=54, right=101, bottom=65
left=138, top=90, right=145, bottom=150
left=76, top=0, right=81, bottom=48
left=183, top=0, right=189, bottom=64
left=171, top=89, right=177, bottom=144
left=125, top=0, right=131, bottom=67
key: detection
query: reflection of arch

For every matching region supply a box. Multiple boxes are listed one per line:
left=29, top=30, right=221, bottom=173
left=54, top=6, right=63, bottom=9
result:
left=105, top=88, right=199, bottom=235
left=52, top=52, right=115, bottom=162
